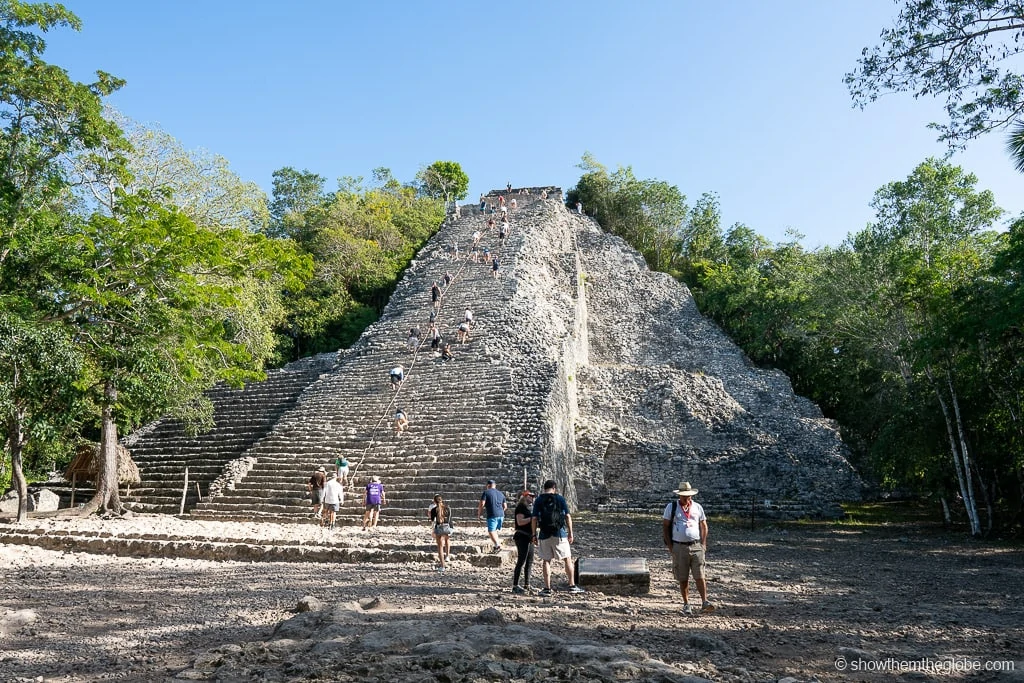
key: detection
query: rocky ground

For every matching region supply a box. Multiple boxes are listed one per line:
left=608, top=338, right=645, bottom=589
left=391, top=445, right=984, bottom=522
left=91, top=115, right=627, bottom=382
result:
left=0, top=508, right=1022, bottom=682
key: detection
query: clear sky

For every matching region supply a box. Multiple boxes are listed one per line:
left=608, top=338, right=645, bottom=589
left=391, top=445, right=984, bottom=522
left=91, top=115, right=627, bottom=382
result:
left=43, top=0, right=1023, bottom=247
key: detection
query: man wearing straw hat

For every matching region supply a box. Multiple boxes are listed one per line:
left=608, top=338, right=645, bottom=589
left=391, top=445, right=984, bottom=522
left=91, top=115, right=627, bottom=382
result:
left=662, top=481, right=715, bottom=615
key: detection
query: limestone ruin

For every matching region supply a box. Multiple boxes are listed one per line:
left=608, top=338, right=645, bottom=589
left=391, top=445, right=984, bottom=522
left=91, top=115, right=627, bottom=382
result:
left=78, top=188, right=859, bottom=522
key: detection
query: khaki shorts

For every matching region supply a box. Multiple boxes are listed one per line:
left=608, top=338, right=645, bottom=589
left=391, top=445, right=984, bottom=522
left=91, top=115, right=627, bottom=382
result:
left=671, top=542, right=706, bottom=582
left=538, top=535, right=571, bottom=561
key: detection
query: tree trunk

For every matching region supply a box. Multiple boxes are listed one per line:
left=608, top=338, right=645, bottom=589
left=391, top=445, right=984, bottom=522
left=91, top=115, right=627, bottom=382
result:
left=927, top=365, right=981, bottom=536
left=8, top=407, right=29, bottom=523
left=947, top=370, right=982, bottom=535
left=940, top=497, right=951, bottom=526
left=81, top=378, right=124, bottom=516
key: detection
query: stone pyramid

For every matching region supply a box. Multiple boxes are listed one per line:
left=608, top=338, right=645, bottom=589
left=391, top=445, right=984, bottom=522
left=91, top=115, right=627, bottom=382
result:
left=117, top=188, right=859, bottom=523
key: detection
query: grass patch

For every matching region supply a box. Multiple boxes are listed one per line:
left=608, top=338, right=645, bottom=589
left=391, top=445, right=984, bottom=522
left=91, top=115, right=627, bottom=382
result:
left=838, top=501, right=941, bottom=526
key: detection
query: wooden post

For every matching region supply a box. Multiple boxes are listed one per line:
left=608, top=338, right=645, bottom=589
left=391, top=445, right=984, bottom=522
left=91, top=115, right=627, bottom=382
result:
left=750, top=495, right=756, bottom=531
left=180, top=467, right=189, bottom=515
left=195, top=482, right=202, bottom=502
left=70, top=473, right=76, bottom=508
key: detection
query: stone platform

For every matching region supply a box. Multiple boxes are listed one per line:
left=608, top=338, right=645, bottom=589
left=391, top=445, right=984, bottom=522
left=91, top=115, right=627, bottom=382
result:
left=576, top=557, right=649, bottom=595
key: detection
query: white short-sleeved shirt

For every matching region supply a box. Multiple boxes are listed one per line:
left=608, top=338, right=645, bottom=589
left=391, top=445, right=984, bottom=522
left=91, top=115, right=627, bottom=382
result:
left=663, top=500, right=705, bottom=542
left=324, top=478, right=344, bottom=506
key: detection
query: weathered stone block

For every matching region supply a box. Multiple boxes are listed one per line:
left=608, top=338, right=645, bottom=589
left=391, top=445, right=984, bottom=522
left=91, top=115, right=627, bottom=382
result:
left=30, top=489, right=60, bottom=512
left=576, top=557, right=649, bottom=595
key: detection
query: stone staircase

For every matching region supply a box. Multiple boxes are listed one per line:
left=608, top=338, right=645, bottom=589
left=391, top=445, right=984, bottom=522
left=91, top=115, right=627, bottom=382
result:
left=116, top=355, right=338, bottom=513
left=98, top=184, right=860, bottom=528
left=187, top=192, right=560, bottom=525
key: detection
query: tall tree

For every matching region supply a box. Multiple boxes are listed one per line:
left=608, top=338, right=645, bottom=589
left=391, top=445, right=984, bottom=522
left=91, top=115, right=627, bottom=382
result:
left=570, top=154, right=689, bottom=272
left=0, top=0, right=125, bottom=267
left=71, top=109, right=271, bottom=233
left=846, top=0, right=1024, bottom=154
left=44, top=193, right=309, bottom=514
left=832, top=159, right=1003, bottom=534
left=0, top=314, right=82, bottom=521
left=267, top=167, right=328, bottom=239
left=415, top=161, right=469, bottom=202
left=0, top=0, right=124, bottom=513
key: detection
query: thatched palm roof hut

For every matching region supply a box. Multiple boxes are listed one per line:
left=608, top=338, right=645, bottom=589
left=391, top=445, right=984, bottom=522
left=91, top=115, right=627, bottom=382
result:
left=64, top=442, right=141, bottom=485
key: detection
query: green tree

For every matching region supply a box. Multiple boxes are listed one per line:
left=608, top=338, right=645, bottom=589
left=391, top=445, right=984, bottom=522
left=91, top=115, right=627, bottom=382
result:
left=0, top=0, right=125, bottom=267
left=267, top=167, right=328, bottom=239
left=70, top=111, right=296, bottom=369
left=846, top=0, right=1024, bottom=152
left=415, top=160, right=469, bottom=202
left=274, top=175, right=443, bottom=360
left=85, top=109, right=271, bottom=233
left=825, top=159, right=1003, bottom=534
left=1007, top=122, right=1024, bottom=173
left=0, top=0, right=124, bottom=513
left=569, top=153, right=689, bottom=272
left=0, top=314, right=82, bottom=521
left=45, top=193, right=309, bottom=514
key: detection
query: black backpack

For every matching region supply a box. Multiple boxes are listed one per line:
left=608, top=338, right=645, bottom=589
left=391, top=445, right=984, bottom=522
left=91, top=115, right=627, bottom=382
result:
left=535, top=493, right=566, bottom=535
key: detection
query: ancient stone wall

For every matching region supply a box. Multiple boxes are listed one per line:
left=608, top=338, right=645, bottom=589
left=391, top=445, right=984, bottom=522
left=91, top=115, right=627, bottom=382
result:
left=571, top=223, right=861, bottom=518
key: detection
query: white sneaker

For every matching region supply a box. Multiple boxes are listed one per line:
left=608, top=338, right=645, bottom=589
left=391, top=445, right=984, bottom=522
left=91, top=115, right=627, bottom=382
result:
left=701, top=601, right=716, bottom=613
left=682, top=604, right=694, bottom=616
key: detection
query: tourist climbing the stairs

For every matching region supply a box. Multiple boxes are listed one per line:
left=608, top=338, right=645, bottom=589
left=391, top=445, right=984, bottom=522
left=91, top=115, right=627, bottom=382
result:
left=408, top=326, right=421, bottom=352
left=334, top=454, right=350, bottom=485
left=322, top=474, right=344, bottom=530
left=429, top=324, right=442, bottom=353
left=428, top=494, right=453, bottom=572
left=440, top=342, right=455, bottom=363
left=393, top=408, right=409, bottom=435
left=362, top=475, right=386, bottom=530
left=389, top=365, right=405, bottom=390
left=431, top=281, right=441, bottom=309
left=307, top=466, right=327, bottom=521
left=443, top=270, right=453, bottom=287
left=492, top=256, right=500, bottom=279
left=457, top=321, right=470, bottom=344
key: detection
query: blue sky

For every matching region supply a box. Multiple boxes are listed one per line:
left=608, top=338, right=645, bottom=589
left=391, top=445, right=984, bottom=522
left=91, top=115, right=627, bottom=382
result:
left=43, top=1, right=1023, bottom=247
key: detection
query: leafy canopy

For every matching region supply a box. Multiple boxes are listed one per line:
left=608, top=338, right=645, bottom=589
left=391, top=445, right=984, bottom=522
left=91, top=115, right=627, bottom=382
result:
left=846, top=0, right=1024, bottom=149
left=415, top=161, right=469, bottom=201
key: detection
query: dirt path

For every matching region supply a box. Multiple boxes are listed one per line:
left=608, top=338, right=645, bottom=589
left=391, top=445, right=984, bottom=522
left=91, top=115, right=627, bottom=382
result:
left=1, top=512, right=1021, bottom=682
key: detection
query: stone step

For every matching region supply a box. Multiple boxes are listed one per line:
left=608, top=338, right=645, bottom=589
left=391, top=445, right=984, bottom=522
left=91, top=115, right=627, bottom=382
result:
left=0, top=527, right=511, bottom=566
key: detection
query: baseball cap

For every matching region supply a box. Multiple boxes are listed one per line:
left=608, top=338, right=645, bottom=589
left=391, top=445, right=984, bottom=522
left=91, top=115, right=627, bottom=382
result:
left=486, top=479, right=496, bottom=485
